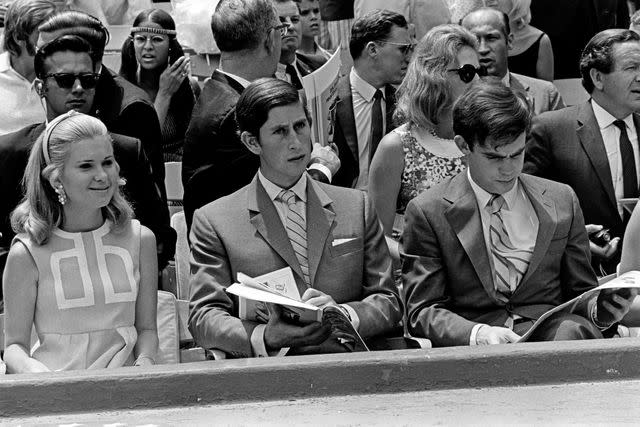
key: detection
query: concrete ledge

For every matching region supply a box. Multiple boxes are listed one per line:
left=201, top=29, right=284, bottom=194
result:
left=2, top=338, right=640, bottom=417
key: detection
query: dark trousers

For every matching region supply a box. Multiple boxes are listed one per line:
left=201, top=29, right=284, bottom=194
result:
left=514, top=312, right=604, bottom=342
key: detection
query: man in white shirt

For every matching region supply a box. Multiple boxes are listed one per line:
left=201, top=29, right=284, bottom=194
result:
left=0, top=0, right=56, bottom=135
left=188, top=78, right=402, bottom=357
left=332, top=9, right=412, bottom=189
left=525, top=29, right=640, bottom=274
left=403, top=80, right=636, bottom=347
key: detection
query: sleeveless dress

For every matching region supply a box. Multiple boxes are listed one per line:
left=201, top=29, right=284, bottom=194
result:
left=397, top=127, right=466, bottom=214
left=508, top=33, right=545, bottom=79
left=14, top=219, right=141, bottom=371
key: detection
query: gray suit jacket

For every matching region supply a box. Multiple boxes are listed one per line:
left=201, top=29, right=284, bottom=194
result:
left=510, top=72, right=565, bottom=116
left=188, top=174, right=402, bottom=357
left=402, top=172, right=597, bottom=347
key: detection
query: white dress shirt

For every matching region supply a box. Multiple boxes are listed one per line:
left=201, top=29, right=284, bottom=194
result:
left=467, top=170, right=539, bottom=344
left=591, top=99, right=640, bottom=217
left=0, top=52, right=45, bottom=135
left=350, top=67, right=386, bottom=190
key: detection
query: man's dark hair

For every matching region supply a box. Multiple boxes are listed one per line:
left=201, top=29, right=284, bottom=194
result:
left=462, top=7, right=510, bottom=39
left=236, top=77, right=310, bottom=137
left=580, top=29, right=640, bottom=94
left=211, top=0, right=277, bottom=52
left=3, top=0, right=57, bottom=57
left=38, top=11, right=109, bottom=62
left=349, top=9, right=407, bottom=60
left=34, top=35, right=95, bottom=79
left=453, top=79, right=531, bottom=150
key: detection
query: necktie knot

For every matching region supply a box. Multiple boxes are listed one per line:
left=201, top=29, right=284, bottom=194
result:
left=373, top=89, right=383, bottom=101
left=613, top=119, right=627, bottom=133
left=488, top=194, right=506, bottom=214
left=279, top=189, right=296, bottom=206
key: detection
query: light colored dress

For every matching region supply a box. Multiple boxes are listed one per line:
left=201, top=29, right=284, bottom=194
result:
left=14, top=219, right=141, bottom=371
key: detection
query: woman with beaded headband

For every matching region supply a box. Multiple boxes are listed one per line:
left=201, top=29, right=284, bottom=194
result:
left=368, top=24, right=480, bottom=260
left=3, top=111, right=158, bottom=373
left=120, top=8, right=200, bottom=161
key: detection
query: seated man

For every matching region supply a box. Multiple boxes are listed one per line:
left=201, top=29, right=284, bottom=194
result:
left=188, top=78, right=402, bottom=357
left=402, top=80, right=636, bottom=347
left=0, top=35, right=173, bottom=275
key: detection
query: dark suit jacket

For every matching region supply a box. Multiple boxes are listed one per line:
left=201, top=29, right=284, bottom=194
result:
left=296, top=52, right=327, bottom=76
left=92, top=66, right=166, bottom=200
left=531, top=0, right=629, bottom=78
left=0, top=123, right=175, bottom=272
left=524, top=101, right=637, bottom=244
left=403, top=173, right=597, bottom=347
left=332, top=73, right=396, bottom=188
left=188, top=175, right=402, bottom=357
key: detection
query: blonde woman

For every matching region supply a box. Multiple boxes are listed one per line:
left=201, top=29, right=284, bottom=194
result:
left=2, top=112, right=158, bottom=373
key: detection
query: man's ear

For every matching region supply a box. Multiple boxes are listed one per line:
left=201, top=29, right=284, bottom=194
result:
left=35, top=78, right=45, bottom=97
left=506, top=31, right=514, bottom=51
left=590, top=68, right=605, bottom=91
left=364, top=41, right=378, bottom=59
left=241, top=131, right=262, bottom=155
left=454, top=135, right=471, bottom=155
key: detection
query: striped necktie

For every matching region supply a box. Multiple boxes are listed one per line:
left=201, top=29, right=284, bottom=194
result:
left=279, top=190, right=310, bottom=286
left=487, top=194, right=533, bottom=297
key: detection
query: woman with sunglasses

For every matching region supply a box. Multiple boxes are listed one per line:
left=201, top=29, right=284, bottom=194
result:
left=120, top=8, right=200, bottom=161
left=369, top=24, right=480, bottom=259
left=2, top=112, right=158, bottom=373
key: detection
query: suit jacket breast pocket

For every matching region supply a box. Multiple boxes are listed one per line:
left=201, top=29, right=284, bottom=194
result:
left=329, top=237, right=363, bottom=258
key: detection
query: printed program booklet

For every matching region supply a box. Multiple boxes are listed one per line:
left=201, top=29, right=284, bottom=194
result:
left=226, top=267, right=369, bottom=351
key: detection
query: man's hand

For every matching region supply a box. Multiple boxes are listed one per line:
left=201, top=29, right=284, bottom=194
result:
left=263, top=303, right=331, bottom=351
left=309, top=142, right=340, bottom=176
left=586, top=224, right=620, bottom=260
left=475, top=325, right=521, bottom=345
left=595, top=288, right=639, bottom=326
left=301, top=288, right=337, bottom=308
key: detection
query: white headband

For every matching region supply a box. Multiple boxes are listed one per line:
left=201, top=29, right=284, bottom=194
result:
left=42, top=110, right=79, bottom=165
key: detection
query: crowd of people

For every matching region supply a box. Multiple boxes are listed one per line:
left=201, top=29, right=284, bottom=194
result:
left=1, top=0, right=640, bottom=373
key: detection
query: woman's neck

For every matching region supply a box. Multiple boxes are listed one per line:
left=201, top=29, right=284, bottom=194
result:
left=60, top=207, right=104, bottom=233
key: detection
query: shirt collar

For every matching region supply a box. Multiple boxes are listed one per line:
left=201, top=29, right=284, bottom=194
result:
left=0, top=52, right=11, bottom=73
left=218, top=69, right=251, bottom=88
left=502, top=71, right=510, bottom=88
left=258, top=170, right=308, bottom=203
left=467, top=169, right=520, bottom=211
left=350, top=68, right=385, bottom=102
left=591, top=98, right=634, bottom=131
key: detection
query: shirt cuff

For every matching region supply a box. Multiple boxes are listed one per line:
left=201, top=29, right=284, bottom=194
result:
left=470, top=323, right=487, bottom=345
left=341, top=303, right=360, bottom=331
left=250, top=324, right=290, bottom=357
left=307, top=163, right=332, bottom=182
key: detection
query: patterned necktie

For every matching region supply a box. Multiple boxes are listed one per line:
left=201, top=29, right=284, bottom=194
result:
left=285, top=64, right=303, bottom=90
left=487, top=195, right=533, bottom=297
left=279, top=190, right=310, bottom=286
left=369, top=89, right=383, bottom=163
left=613, top=120, right=638, bottom=200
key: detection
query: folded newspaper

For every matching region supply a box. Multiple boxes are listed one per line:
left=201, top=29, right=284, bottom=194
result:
left=517, top=270, right=640, bottom=342
left=226, top=268, right=369, bottom=351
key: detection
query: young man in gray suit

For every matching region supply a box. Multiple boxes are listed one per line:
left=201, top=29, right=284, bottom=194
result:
left=188, top=78, right=402, bottom=358
left=403, top=81, right=635, bottom=347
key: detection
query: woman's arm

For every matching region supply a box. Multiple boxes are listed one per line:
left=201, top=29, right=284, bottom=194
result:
left=133, top=226, right=158, bottom=366
left=368, top=131, right=405, bottom=236
left=2, top=242, right=50, bottom=373
left=536, top=33, right=555, bottom=82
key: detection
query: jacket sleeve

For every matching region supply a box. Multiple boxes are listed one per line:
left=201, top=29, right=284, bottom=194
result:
left=524, top=114, right=554, bottom=178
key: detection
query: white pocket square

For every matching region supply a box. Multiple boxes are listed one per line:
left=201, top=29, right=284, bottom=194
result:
left=332, top=237, right=356, bottom=246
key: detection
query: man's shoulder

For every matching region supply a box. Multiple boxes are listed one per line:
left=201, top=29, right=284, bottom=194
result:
left=520, top=173, right=576, bottom=198
left=195, top=183, right=249, bottom=220
left=0, top=122, right=44, bottom=153
left=110, top=132, right=140, bottom=155
left=108, top=70, right=154, bottom=112
left=511, top=72, right=557, bottom=93
left=194, top=72, right=242, bottom=117
left=533, top=102, right=581, bottom=125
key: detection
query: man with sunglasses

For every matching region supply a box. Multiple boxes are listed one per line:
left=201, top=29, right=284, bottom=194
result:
left=461, top=8, right=564, bottom=116
left=332, top=9, right=411, bottom=189
left=402, top=80, right=635, bottom=347
left=182, top=0, right=338, bottom=232
left=0, top=35, right=174, bottom=287
left=273, top=0, right=326, bottom=91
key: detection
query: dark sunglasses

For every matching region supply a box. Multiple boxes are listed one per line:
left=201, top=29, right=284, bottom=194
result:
left=44, top=72, right=100, bottom=89
left=447, top=64, right=487, bottom=84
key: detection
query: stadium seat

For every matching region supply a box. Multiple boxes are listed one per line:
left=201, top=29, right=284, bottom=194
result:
left=165, top=161, right=184, bottom=216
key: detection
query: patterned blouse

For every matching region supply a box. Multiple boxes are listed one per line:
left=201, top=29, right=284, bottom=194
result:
left=397, top=126, right=466, bottom=214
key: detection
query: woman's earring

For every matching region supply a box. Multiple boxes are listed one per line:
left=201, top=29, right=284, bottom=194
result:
left=55, top=186, right=67, bottom=205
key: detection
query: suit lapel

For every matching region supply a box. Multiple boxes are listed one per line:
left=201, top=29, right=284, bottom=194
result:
left=518, top=175, right=556, bottom=287
left=211, top=69, right=245, bottom=95
left=444, top=174, right=497, bottom=301
left=336, top=75, right=359, bottom=161
left=305, top=180, right=336, bottom=286
left=576, top=101, right=617, bottom=211
left=247, top=177, right=305, bottom=286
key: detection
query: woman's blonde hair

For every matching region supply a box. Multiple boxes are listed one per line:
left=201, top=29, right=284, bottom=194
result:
left=11, top=112, right=133, bottom=245
left=394, top=24, right=477, bottom=130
